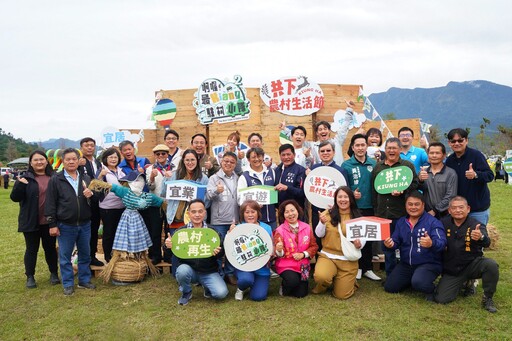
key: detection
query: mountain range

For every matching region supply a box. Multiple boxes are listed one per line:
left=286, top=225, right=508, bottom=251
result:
left=368, top=80, right=512, bottom=136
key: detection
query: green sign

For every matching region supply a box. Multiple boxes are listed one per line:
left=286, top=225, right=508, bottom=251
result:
left=171, top=228, right=220, bottom=259
left=503, top=161, right=512, bottom=173
left=374, top=165, right=414, bottom=194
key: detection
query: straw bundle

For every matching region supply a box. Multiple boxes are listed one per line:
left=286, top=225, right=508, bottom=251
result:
left=485, top=224, right=500, bottom=250
left=99, top=250, right=159, bottom=283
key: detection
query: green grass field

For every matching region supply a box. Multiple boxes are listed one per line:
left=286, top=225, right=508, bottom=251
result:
left=0, top=182, right=510, bottom=340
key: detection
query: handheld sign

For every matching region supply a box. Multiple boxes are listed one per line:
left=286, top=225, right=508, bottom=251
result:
left=224, top=223, right=274, bottom=272
left=374, top=165, right=414, bottom=194
left=304, top=166, right=347, bottom=209
left=164, top=180, right=206, bottom=201
left=238, top=185, right=277, bottom=205
left=345, top=216, right=392, bottom=241
left=171, top=228, right=220, bottom=259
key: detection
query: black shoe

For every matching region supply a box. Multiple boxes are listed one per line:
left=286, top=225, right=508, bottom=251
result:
left=78, top=282, right=96, bottom=289
left=90, top=258, right=105, bottom=267
left=463, top=279, right=476, bottom=296
left=63, top=286, right=74, bottom=296
left=50, top=273, right=60, bottom=285
left=482, top=295, right=497, bottom=313
left=26, top=275, right=37, bottom=289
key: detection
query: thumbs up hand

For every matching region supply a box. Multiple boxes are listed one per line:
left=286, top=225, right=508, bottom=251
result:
left=279, top=119, right=287, bottom=130
left=420, top=231, right=432, bottom=248
left=275, top=237, right=284, bottom=253
left=216, top=181, right=224, bottom=194
left=419, top=166, right=429, bottom=181
left=465, top=163, right=477, bottom=180
left=353, top=188, right=362, bottom=200
left=471, top=224, right=483, bottom=241
left=165, top=232, right=172, bottom=249
left=319, top=210, right=328, bottom=224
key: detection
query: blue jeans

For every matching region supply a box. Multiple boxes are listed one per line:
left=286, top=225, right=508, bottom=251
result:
left=236, top=270, right=270, bottom=301
left=211, top=224, right=235, bottom=277
left=58, top=222, right=92, bottom=288
left=175, top=264, right=228, bottom=300
left=469, top=209, right=490, bottom=225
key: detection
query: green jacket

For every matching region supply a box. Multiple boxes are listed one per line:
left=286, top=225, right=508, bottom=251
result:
left=342, top=155, right=376, bottom=209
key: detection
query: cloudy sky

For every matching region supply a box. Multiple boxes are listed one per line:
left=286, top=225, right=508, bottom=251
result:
left=1, top=0, right=511, bottom=143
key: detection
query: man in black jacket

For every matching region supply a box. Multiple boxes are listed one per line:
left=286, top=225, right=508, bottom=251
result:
left=78, top=137, right=104, bottom=266
left=165, top=199, right=228, bottom=305
left=45, top=148, right=96, bottom=296
left=434, top=196, right=499, bottom=313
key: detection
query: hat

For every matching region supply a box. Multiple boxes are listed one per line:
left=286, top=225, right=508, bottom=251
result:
left=152, top=144, right=169, bottom=153
left=119, top=171, right=146, bottom=183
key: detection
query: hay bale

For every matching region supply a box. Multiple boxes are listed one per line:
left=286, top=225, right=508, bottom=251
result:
left=485, top=224, right=500, bottom=250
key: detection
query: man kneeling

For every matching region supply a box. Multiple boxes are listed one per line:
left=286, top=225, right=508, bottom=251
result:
left=434, top=196, right=499, bottom=313
left=165, top=199, right=228, bottom=305
left=383, top=191, right=446, bottom=299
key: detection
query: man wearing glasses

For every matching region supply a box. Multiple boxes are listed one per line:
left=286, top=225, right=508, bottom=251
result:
left=445, top=128, right=493, bottom=226
left=398, top=127, right=428, bottom=173
left=164, top=129, right=182, bottom=170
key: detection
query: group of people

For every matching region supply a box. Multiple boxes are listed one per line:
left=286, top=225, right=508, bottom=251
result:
left=10, top=116, right=500, bottom=312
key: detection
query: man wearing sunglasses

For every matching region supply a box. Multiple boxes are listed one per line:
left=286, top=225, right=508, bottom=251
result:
left=445, top=128, right=493, bottom=226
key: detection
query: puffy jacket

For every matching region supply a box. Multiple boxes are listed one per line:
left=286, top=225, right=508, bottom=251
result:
left=387, top=211, right=446, bottom=267
left=44, top=171, right=92, bottom=228
left=273, top=221, right=318, bottom=274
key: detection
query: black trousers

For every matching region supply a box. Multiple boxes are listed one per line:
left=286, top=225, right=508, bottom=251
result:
left=280, top=270, right=309, bottom=298
left=100, top=208, right=125, bottom=262
left=23, top=225, right=58, bottom=276
left=145, top=206, right=164, bottom=263
left=89, top=200, right=101, bottom=259
left=434, top=257, right=499, bottom=303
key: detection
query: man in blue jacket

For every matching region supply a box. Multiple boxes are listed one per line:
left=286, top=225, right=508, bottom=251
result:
left=383, top=191, right=446, bottom=299
left=274, top=144, right=306, bottom=207
left=445, top=128, right=494, bottom=225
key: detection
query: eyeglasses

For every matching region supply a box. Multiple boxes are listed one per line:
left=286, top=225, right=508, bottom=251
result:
left=165, top=137, right=178, bottom=141
left=449, top=138, right=465, bottom=144
left=319, top=149, right=333, bottom=153
left=155, top=152, right=168, bottom=156
left=399, top=133, right=412, bottom=138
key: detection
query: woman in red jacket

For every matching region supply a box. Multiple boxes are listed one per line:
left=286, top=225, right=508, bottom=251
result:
left=273, top=199, right=318, bottom=298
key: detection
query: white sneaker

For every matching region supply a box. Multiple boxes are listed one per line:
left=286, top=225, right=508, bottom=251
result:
left=270, top=269, right=280, bottom=279
left=356, top=269, right=362, bottom=280
left=235, top=288, right=244, bottom=301
left=363, top=270, right=381, bottom=281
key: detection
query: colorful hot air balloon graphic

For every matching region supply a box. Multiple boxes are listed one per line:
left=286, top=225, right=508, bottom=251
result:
left=152, top=99, right=177, bottom=130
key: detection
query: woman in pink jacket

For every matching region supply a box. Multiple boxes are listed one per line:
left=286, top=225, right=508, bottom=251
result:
left=273, top=200, right=318, bottom=298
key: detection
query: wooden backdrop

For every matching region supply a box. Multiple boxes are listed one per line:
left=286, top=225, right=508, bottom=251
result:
left=126, top=84, right=421, bottom=163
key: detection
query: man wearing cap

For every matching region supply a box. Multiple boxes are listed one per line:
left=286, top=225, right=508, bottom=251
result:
left=145, top=144, right=174, bottom=264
